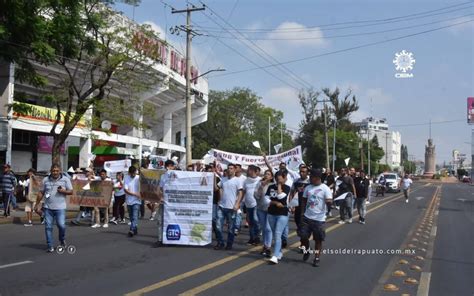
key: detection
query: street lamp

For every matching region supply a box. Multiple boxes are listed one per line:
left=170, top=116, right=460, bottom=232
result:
left=186, top=68, right=225, bottom=166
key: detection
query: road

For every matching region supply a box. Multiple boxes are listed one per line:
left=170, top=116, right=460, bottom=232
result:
left=0, top=182, right=472, bottom=296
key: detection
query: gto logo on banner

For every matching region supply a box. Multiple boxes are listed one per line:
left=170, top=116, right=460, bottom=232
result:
left=162, top=171, right=213, bottom=246
left=207, top=146, right=304, bottom=171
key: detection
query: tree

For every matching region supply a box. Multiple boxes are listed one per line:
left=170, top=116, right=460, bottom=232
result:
left=192, top=88, right=293, bottom=158
left=1, top=0, right=160, bottom=165
left=297, top=87, right=368, bottom=167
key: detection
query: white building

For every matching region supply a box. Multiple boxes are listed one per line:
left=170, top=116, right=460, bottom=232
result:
left=356, top=117, right=402, bottom=169
left=0, top=12, right=208, bottom=173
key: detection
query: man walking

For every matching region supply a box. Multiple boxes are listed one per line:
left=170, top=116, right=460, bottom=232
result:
left=35, top=164, right=73, bottom=252
left=300, top=169, right=333, bottom=267
left=289, top=165, right=310, bottom=249
left=354, top=170, right=370, bottom=224
left=124, top=166, right=141, bottom=237
left=1, top=164, right=17, bottom=217
left=242, top=165, right=261, bottom=245
left=336, top=168, right=357, bottom=224
left=400, top=174, right=413, bottom=203
left=214, top=164, right=243, bottom=250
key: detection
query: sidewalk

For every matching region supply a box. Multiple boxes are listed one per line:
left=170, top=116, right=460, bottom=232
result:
left=0, top=203, right=77, bottom=225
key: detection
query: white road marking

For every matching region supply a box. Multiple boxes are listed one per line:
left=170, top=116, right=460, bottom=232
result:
left=430, top=226, right=437, bottom=237
left=417, top=272, right=432, bottom=296
left=415, top=196, right=425, bottom=200
left=0, top=260, right=34, bottom=269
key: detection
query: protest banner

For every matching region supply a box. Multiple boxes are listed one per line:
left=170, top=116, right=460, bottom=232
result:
left=140, top=169, right=165, bottom=202
left=67, top=179, right=113, bottom=210
left=104, top=159, right=131, bottom=175
left=207, top=145, right=304, bottom=171
left=162, top=171, right=214, bottom=246
left=27, top=175, right=46, bottom=202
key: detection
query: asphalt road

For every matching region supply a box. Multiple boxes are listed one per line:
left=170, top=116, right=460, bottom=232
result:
left=0, top=182, right=472, bottom=296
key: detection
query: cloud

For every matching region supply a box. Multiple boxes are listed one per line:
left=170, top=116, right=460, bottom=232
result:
left=365, top=88, right=393, bottom=105
left=142, top=21, right=166, bottom=39
left=448, top=16, right=474, bottom=35
left=263, top=87, right=301, bottom=129
left=256, top=21, right=328, bottom=55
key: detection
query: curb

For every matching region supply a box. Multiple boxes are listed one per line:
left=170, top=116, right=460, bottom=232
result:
left=0, top=211, right=77, bottom=225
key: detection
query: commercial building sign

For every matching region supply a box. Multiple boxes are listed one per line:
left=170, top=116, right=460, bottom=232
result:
left=468, top=97, right=474, bottom=124
left=132, top=32, right=199, bottom=84
left=13, top=102, right=87, bottom=127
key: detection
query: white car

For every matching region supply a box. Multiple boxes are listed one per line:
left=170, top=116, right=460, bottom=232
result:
left=382, top=173, right=401, bottom=193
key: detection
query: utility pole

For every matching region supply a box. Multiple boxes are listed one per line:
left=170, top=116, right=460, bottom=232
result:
left=323, top=102, right=330, bottom=169
left=172, top=4, right=205, bottom=166
left=367, top=127, right=371, bottom=177
left=268, top=116, right=271, bottom=155
left=332, top=119, right=336, bottom=173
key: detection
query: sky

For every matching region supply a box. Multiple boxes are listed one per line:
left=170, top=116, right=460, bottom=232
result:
left=113, top=0, right=474, bottom=165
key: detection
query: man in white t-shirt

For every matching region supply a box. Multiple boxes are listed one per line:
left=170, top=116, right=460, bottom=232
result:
left=214, top=164, right=243, bottom=250
left=400, top=174, right=413, bottom=203
left=300, top=169, right=333, bottom=267
left=233, top=164, right=247, bottom=235
left=124, top=166, right=141, bottom=237
left=242, top=165, right=261, bottom=245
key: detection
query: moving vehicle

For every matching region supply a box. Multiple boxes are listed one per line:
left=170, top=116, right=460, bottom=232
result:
left=381, top=173, right=401, bottom=193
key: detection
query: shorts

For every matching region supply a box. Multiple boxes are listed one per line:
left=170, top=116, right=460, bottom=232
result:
left=24, top=200, right=36, bottom=212
left=300, top=216, right=326, bottom=242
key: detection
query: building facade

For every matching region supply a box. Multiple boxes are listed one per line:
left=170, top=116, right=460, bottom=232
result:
left=356, top=117, right=402, bottom=169
left=0, top=13, right=208, bottom=173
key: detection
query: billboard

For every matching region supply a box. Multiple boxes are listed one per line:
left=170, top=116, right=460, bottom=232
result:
left=468, top=97, right=474, bottom=124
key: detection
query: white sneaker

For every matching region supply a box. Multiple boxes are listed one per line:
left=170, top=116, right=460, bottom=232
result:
left=366, top=201, right=370, bottom=205
left=269, top=256, right=279, bottom=264
left=109, top=217, right=116, bottom=223
left=338, top=220, right=346, bottom=224
left=91, top=224, right=101, bottom=228
left=149, top=217, right=155, bottom=221
left=127, top=222, right=131, bottom=225
left=102, top=223, right=109, bottom=228
left=119, top=219, right=127, bottom=224
left=406, top=199, right=409, bottom=203
left=347, top=218, right=353, bottom=224
left=24, top=221, right=33, bottom=227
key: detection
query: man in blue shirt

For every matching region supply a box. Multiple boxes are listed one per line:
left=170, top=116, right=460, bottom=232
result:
left=35, top=164, right=73, bottom=252
left=1, top=164, right=17, bottom=217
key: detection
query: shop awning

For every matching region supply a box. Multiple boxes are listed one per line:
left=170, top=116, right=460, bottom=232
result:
left=93, top=146, right=137, bottom=156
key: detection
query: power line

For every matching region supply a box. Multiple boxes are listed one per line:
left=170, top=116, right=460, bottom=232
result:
left=208, top=18, right=474, bottom=78
left=392, top=119, right=465, bottom=127
left=193, top=2, right=473, bottom=33
left=161, top=0, right=303, bottom=91
left=195, top=0, right=313, bottom=90
left=203, top=13, right=473, bottom=41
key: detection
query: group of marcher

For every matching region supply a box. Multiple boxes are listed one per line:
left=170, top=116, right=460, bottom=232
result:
left=1, top=159, right=412, bottom=264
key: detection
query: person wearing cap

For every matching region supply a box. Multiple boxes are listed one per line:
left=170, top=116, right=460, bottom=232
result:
left=1, top=164, right=17, bottom=217
left=300, top=168, right=333, bottom=267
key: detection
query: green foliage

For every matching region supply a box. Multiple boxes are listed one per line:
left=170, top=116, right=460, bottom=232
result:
left=296, top=87, right=384, bottom=172
left=0, top=0, right=161, bottom=165
left=192, top=88, right=294, bottom=158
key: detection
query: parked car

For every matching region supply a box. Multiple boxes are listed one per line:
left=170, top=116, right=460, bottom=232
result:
left=382, top=173, right=401, bottom=193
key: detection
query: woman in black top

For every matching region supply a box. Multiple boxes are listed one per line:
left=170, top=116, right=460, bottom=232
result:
left=265, top=169, right=291, bottom=264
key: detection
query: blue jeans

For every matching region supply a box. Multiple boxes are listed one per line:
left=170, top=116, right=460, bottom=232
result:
left=247, top=207, right=260, bottom=241
left=127, top=204, right=140, bottom=233
left=215, top=207, right=236, bottom=247
left=257, top=209, right=272, bottom=248
left=282, top=215, right=289, bottom=241
left=44, top=208, right=66, bottom=249
left=267, top=214, right=289, bottom=259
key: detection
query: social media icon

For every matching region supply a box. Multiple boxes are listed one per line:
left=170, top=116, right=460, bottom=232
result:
left=67, top=245, right=76, bottom=255
left=56, top=246, right=65, bottom=254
